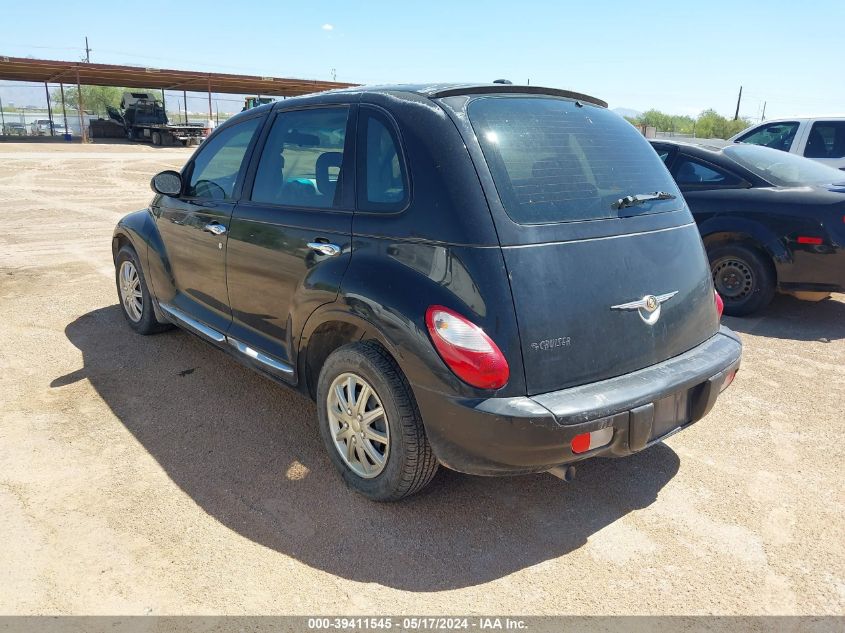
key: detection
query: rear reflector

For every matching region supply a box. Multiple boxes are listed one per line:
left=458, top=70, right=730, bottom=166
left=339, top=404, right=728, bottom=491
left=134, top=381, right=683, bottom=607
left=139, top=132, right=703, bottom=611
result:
left=720, top=369, right=737, bottom=392
left=797, top=236, right=823, bottom=245
left=570, top=427, right=614, bottom=454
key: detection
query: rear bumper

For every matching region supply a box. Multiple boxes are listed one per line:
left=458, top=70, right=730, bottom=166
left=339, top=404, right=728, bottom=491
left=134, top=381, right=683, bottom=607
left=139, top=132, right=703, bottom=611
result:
left=416, top=326, right=742, bottom=476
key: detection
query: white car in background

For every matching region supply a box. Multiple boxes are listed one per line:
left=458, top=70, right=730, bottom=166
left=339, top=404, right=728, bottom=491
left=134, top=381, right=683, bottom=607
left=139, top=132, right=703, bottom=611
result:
left=30, top=119, right=54, bottom=136
left=729, top=117, right=845, bottom=170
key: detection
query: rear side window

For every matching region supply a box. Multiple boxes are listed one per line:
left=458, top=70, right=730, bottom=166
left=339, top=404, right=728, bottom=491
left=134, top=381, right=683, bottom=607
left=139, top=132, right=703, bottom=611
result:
left=673, top=157, right=742, bottom=187
left=804, top=121, right=845, bottom=159
left=251, top=107, right=350, bottom=209
left=357, top=108, right=408, bottom=212
left=187, top=117, right=262, bottom=200
left=736, top=121, right=799, bottom=151
left=468, top=97, right=681, bottom=224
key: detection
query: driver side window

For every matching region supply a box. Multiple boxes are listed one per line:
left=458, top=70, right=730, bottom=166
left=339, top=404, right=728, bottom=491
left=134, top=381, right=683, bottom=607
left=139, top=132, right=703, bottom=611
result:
left=186, top=117, right=262, bottom=200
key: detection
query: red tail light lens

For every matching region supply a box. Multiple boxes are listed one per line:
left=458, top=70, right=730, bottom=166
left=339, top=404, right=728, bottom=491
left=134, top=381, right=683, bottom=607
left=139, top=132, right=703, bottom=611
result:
left=715, top=290, right=724, bottom=319
left=425, top=306, right=509, bottom=389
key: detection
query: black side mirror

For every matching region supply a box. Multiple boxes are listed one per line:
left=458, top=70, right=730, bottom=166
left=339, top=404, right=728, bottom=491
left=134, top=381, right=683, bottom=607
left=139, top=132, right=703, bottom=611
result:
left=151, top=170, right=183, bottom=196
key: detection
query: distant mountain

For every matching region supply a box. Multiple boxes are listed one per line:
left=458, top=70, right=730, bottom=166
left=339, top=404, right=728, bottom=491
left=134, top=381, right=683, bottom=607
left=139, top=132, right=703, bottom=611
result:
left=612, top=107, right=642, bottom=119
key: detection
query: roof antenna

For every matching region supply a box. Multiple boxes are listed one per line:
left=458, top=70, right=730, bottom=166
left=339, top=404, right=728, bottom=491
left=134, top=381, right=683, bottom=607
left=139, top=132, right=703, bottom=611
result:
left=493, top=79, right=512, bottom=85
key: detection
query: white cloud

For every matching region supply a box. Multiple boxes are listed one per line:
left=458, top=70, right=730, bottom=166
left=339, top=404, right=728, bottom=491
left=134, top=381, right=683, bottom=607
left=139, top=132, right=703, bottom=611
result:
left=322, top=23, right=334, bottom=31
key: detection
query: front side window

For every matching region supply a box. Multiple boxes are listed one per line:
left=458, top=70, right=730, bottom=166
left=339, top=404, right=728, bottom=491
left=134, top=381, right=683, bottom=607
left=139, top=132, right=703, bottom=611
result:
left=736, top=121, right=799, bottom=152
left=804, top=121, right=845, bottom=159
left=673, top=157, right=742, bottom=187
left=251, top=107, right=350, bottom=209
left=357, top=109, right=408, bottom=211
left=468, top=97, right=681, bottom=224
left=186, top=117, right=262, bottom=200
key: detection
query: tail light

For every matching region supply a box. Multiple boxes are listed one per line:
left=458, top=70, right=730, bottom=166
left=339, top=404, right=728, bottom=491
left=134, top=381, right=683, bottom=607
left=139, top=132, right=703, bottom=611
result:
left=715, top=290, right=724, bottom=319
left=425, top=305, right=509, bottom=389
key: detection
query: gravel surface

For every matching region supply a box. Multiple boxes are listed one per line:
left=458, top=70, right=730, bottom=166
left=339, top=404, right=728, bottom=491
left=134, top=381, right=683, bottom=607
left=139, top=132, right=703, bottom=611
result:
left=0, top=142, right=843, bottom=615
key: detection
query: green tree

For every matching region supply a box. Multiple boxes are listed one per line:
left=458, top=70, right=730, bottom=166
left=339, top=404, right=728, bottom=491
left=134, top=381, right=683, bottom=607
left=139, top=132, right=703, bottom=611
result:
left=694, top=109, right=751, bottom=139
left=51, top=86, right=125, bottom=116
left=626, top=107, right=751, bottom=139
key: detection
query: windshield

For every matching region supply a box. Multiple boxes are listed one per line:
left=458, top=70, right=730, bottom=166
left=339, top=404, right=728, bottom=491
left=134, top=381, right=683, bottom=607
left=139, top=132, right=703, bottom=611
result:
left=467, top=96, right=682, bottom=224
left=724, top=144, right=845, bottom=186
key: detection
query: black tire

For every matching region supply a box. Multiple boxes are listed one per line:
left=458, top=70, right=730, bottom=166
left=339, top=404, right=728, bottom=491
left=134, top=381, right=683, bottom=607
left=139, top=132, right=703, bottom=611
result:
left=317, top=342, right=439, bottom=501
left=708, top=243, right=776, bottom=316
left=151, top=131, right=162, bottom=146
left=114, top=245, right=171, bottom=335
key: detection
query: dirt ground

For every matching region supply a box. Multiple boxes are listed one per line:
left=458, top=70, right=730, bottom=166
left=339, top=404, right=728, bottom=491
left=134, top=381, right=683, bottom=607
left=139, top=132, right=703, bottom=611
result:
left=0, top=141, right=843, bottom=616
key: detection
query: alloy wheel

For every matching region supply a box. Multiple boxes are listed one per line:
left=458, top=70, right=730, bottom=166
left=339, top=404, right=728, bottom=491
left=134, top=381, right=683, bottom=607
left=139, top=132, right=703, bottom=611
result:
left=119, top=260, right=143, bottom=322
left=327, top=372, right=390, bottom=478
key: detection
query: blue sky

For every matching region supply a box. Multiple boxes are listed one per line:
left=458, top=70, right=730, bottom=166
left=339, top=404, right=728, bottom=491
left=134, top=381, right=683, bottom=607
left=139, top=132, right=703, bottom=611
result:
left=1, top=0, right=842, bottom=119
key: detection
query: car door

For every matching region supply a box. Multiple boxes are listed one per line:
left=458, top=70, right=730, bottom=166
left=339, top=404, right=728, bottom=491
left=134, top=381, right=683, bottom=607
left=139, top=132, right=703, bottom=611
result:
left=153, top=114, right=265, bottom=335
left=734, top=121, right=802, bottom=154
left=802, top=121, right=845, bottom=169
left=224, top=105, right=355, bottom=377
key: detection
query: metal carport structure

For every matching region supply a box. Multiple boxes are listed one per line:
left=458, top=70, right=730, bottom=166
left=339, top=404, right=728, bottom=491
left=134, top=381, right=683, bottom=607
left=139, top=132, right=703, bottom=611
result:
left=0, top=56, right=356, bottom=140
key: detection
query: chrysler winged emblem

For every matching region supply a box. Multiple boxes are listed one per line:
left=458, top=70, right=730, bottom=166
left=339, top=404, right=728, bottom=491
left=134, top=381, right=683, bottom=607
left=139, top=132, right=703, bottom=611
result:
left=611, top=291, right=678, bottom=325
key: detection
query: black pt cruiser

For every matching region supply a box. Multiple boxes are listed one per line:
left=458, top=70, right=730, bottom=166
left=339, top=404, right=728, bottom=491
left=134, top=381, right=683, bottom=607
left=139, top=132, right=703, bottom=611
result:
left=112, top=83, right=742, bottom=500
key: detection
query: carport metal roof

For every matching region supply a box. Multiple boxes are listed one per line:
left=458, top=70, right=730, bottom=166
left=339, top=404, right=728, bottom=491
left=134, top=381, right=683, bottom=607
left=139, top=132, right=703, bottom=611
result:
left=0, top=56, right=355, bottom=97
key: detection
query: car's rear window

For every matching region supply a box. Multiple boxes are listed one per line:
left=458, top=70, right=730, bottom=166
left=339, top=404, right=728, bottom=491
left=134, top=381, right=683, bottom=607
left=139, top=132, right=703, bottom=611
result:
left=467, top=96, right=681, bottom=224
left=723, top=144, right=845, bottom=186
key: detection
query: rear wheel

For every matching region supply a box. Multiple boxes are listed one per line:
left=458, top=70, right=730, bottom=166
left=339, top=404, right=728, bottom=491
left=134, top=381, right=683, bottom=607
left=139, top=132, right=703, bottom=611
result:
left=115, top=245, right=171, bottom=335
left=708, top=243, right=775, bottom=316
left=317, top=342, right=438, bottom=501
left=151, top=131, right=162, bottom=146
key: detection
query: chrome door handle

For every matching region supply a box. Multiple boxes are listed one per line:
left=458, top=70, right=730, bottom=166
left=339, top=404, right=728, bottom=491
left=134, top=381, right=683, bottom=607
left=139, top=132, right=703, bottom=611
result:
left=307, top=242, right=341, bottom=256
left=204, top=223, right=227, bottom=236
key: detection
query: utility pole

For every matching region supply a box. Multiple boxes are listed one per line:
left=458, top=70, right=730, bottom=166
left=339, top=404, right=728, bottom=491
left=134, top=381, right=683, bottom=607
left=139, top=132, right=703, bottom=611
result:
left=84, top=37, right=91, bottom=63
left=331, top=68, right=336, bottom=81
left=733, top=85, right=743, bottom=121
left=761, top=101, right=767, bottom=122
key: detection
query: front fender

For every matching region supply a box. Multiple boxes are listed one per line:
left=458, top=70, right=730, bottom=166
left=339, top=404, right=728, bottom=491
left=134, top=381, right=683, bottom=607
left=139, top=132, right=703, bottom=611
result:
left=112, top=208, right=171, bottom=305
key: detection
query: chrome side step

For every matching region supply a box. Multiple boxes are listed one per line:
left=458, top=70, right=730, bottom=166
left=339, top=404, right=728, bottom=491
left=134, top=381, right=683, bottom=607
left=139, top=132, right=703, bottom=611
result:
left=159, top=303, right=294, bottom=378
left=159, top=303, right=226, bottom=343
left=226, top=337, right=294, bottom=376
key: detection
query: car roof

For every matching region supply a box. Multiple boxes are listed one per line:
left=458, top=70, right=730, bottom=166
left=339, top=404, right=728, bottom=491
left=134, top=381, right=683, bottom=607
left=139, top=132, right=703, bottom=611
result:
left=649, top=138, right=731, bottom=154
left=750, top=116, right=845, bottom=122
left=222, top=83, right=608, bottom=129
left=289, top=82, right=608, bottom=108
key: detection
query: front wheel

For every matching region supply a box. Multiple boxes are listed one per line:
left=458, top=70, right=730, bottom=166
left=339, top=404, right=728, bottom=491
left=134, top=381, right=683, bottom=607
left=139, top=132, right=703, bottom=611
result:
left=317, top=342, right=438, bottom=501
left=114, top=245, right=171, bottom=335
left=709, top=243, right=776, bottom=316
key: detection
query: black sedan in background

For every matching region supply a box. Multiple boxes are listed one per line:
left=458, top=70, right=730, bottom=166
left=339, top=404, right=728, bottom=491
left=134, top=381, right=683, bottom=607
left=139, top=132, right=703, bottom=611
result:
left=651, top=140, right=845, bottom=315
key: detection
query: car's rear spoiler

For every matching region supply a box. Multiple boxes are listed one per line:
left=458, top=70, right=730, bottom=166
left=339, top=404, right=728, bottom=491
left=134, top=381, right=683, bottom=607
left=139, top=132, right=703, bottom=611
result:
left=426, top=85, right=608, bottom=108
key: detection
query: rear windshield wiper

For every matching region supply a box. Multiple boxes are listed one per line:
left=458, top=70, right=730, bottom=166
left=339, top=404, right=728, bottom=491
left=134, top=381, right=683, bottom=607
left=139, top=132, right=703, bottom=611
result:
left=612, top=191, right=676, bottom=210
